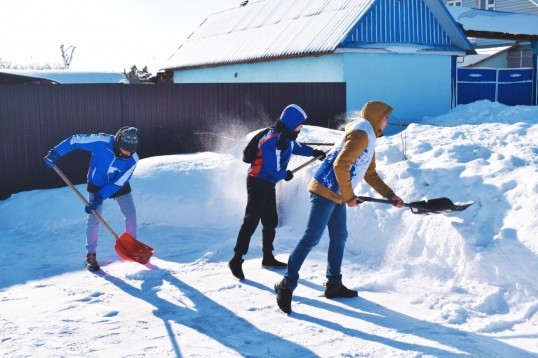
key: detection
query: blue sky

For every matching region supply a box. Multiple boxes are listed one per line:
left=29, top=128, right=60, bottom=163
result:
left=0, top=0, right=240, bottom=73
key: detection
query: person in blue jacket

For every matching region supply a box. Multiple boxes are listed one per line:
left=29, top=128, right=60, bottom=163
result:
left=43, top=127, right=139, bottom=271
left=228, top=104, right=326, bottom=280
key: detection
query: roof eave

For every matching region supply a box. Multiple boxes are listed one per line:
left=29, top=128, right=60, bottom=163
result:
left=464, top=30, right=538, bottom=41
left=164, top=51, right=334, bottom=72
left=335, top=46, right=473, bottom=56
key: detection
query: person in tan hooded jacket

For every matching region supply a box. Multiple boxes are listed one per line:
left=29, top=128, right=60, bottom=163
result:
left=274, top=100, right=404, bottom=314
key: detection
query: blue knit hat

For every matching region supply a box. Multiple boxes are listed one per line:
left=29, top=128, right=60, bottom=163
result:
left=279, top=104, right=307, bottom=131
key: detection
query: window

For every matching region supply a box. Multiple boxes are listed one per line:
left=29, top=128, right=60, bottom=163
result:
left=446, top=0, right=463, bottom=6
left=478, top=0, right=495, bottom=10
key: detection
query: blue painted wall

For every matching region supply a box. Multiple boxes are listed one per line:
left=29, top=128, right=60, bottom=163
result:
left=341, top=52, right=454, bottom=120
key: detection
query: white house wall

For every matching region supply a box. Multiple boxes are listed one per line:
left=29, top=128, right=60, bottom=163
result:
left=173, top=55, right=344, bottom=83
left=474, top=53, right=509, bottom=67
left=494, top=1, right=538, bottom=15
left=448, top=0, right=538, bottom=15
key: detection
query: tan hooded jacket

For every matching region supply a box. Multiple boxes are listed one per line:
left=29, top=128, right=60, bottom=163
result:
left=308, top=100, right=395, bottom=204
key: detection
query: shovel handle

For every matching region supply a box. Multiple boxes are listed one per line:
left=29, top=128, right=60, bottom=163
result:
left=359, top=196, right=419, bottom=208
left=290, top=150, right=330, bottom=174
left=358, top=196, right=438, bottom=213
left=358, top=196, right=395, bottom=205
left=53, top=165, right=120, bottom=239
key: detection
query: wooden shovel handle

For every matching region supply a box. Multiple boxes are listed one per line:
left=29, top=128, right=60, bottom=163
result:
left=53, top=165, right=119, bottom=240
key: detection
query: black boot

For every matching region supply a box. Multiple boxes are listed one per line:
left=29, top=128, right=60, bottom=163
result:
left=274, top=280, right=293, bottom=314
left=262, top=255, right=287, bottom=269
left=85, top=253, right=100, bottom=271
left=228, top=258, right=245, bottom=280
left=324, top=282, right=358, bottom=298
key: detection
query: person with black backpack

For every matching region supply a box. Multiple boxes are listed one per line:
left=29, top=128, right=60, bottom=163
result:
left=229, top=104, right=326, bottom=280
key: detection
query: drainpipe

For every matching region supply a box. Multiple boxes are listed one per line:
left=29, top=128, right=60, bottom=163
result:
left=531, top=40, right=538, bottom=106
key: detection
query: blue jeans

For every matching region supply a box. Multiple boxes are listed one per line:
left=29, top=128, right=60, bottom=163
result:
left=284, top=193, right=348, bottom=291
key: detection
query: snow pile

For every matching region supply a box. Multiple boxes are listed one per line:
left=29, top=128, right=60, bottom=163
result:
left=1, top=100, right=537, bottom=356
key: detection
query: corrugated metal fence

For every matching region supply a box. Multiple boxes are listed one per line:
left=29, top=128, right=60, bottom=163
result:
left=0, top=83, right=346, bottom=200
left=457, top=68, right=535, bottom=106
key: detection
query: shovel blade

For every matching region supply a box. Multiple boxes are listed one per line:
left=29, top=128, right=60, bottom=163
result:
left=115, top=233, right=155, bottom=265
left=409, top=197, right=474, bottom=214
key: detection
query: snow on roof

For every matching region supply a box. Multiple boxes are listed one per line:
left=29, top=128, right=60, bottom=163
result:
left=0, top=69, right=129, bottom=84
left=164, top=0, right=473, bottom=71
left=165, top=0, right=373, bottom=70
left=447, top=6, right=538, bottom=38
left=457, top=45, right=514, bottom=67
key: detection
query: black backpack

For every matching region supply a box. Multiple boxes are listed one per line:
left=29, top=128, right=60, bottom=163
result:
left=242, top=128, right=270, bottom=163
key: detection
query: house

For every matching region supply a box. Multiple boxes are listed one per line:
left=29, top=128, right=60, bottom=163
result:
left=0, top=69, right=129, bottom=84
left=444, top=6, right=538, bottom=105
left=444, top=0, right=538, bottom=15
left=163, top=0, right=475, bottom=122
left=447, top=6, right=538, bottom=68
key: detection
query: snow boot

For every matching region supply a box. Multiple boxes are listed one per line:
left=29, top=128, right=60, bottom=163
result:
left=228, top=258, right=245, bottom=280
left=262, top=256, right=287, bottom=269
left=85, top=253, right=100, bottom=272
left=324, top=282, right=358, bottom=299
left=274, top=280, right=293, bottom=314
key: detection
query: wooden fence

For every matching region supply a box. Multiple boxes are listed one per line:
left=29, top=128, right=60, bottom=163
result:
left=0, top=83, right=346, bottom=200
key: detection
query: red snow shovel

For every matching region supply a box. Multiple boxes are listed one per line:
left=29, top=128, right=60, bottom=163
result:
left=53, top=166, right=155, bottom=264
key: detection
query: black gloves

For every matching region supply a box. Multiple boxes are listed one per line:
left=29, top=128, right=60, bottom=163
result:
left=312, top=149, right=326, bottom=161
left=85, top=192, right=104, bottom=214
left=43, top=149, right=60, bottom=168
left=285, top=170, right=294, bottom=181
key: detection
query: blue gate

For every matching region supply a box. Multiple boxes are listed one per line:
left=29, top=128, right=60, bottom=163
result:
left=457, top=68, right=534, bottom=106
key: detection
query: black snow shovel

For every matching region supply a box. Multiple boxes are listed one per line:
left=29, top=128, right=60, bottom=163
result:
left=53, top=166, right=155, bottom=264
left=358, top=196, right=474, bottom=214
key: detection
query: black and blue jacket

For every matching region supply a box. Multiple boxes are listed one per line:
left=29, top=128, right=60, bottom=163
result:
left=248, top=104, right=314, bottom=184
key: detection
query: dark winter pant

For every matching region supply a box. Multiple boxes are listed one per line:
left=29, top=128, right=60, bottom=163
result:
left=233, top=176, right=278, bottom=258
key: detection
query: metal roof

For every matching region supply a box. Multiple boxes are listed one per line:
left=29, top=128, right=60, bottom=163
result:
left=165, top=0, right=474, bottom=71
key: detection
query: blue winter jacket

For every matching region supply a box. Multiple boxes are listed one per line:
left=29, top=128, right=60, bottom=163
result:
left=248, top=130, right=314, bottom=183
left=53, top=133, right=139, bottom=199
left=248, top=104, right=314, bottom=183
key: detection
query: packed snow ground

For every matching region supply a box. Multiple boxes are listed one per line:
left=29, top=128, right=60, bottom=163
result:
left=1, top=100, right=537, bottom=357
